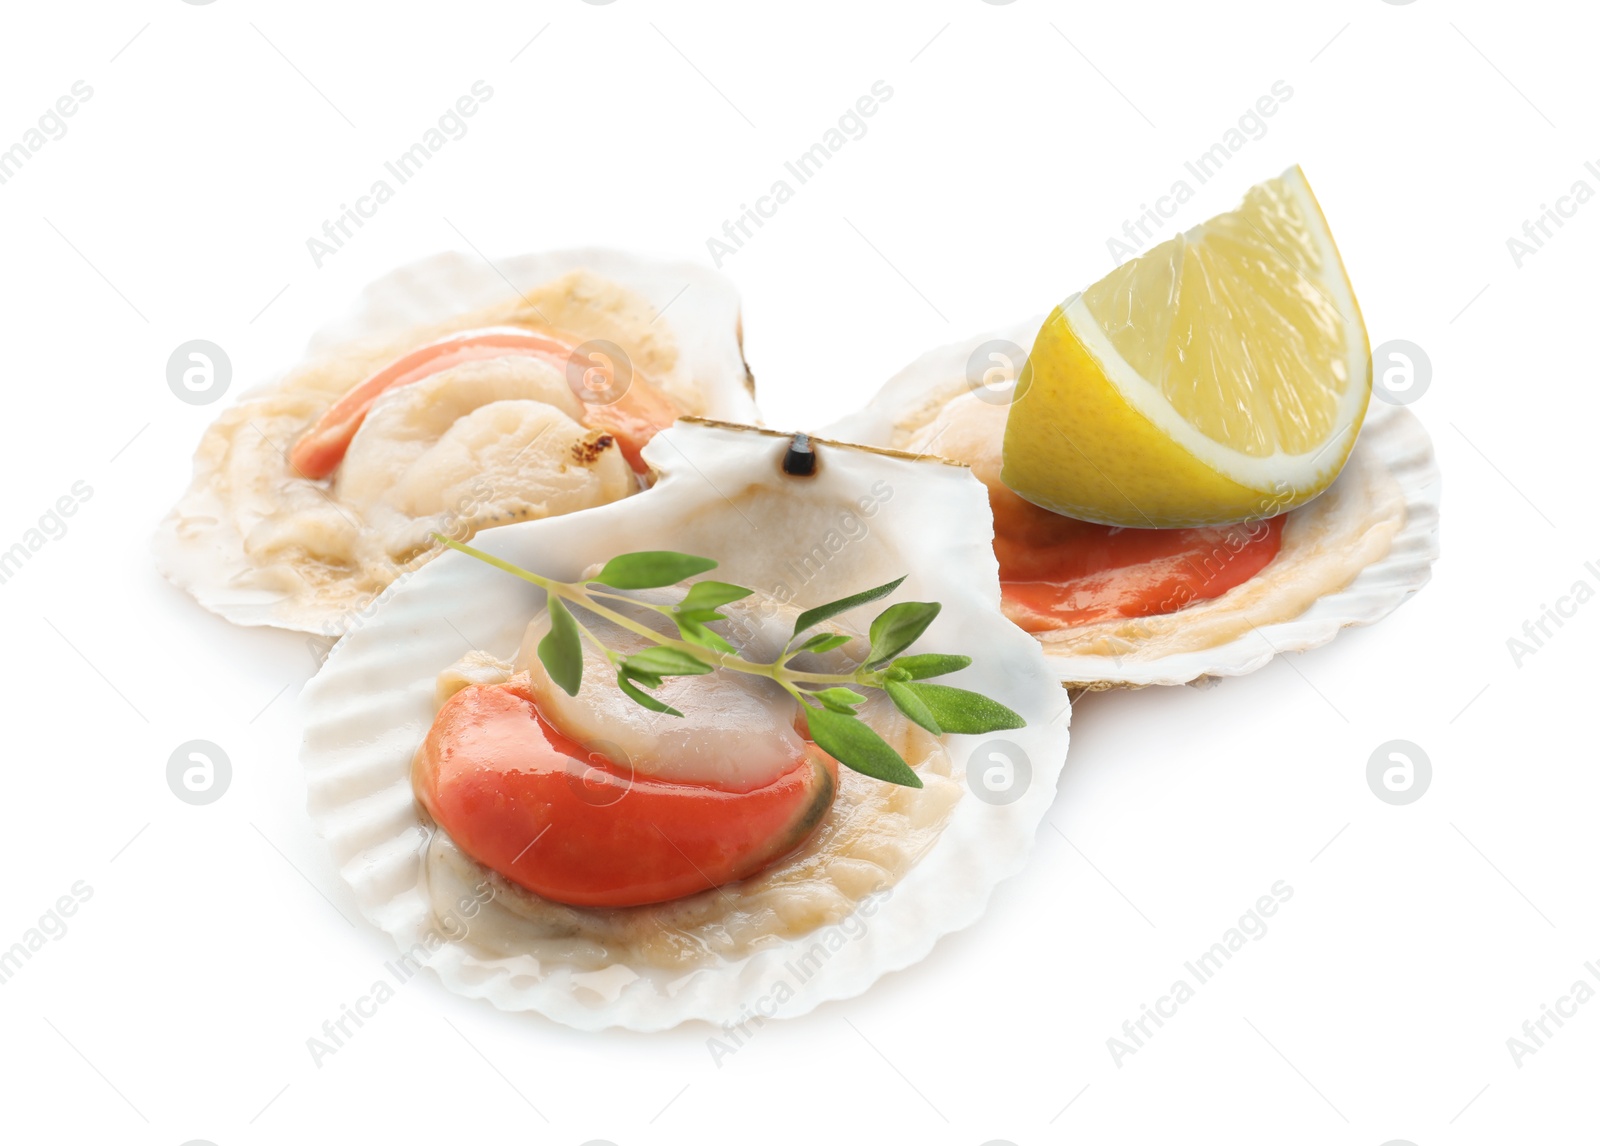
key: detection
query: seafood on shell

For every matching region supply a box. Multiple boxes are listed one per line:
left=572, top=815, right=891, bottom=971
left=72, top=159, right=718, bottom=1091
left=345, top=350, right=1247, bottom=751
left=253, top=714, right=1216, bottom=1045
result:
left=154, top=249, right=758, bottom=635
left=300, top=419, right=1071, bottom=1030
left=825, top=319, right=1440, bottom=689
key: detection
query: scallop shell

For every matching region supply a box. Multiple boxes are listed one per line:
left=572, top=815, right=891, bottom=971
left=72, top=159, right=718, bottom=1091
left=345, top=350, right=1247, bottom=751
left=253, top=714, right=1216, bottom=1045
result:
left=825, top=318, right=1441, bottom=689
left=153, top=249, right=759, bottom=634
left=300, top=419, right=1071, bottom=1030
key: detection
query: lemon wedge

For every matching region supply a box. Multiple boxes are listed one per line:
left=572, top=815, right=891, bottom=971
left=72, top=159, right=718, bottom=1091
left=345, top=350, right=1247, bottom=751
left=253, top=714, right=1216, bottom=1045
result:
left=1002, top=165, right=1370, bottom=528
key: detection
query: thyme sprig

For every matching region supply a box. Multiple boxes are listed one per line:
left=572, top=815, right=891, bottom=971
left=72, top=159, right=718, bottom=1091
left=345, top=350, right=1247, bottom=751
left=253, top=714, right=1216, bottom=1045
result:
left=436, top=537, right=1025, bottom=788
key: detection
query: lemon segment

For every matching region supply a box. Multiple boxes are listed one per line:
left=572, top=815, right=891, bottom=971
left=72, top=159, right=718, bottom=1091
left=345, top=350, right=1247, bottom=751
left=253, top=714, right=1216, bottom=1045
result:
left=1002, top=166, right=1371, bottom=528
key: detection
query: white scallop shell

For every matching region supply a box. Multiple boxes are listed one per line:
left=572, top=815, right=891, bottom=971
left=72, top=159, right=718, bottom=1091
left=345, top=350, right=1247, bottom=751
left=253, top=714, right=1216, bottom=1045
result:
left=153, top=249, right=759, bottom=634
left=825, top=318, right=1441, bottom=689
left=300, top=419, right=1071, bottom=1030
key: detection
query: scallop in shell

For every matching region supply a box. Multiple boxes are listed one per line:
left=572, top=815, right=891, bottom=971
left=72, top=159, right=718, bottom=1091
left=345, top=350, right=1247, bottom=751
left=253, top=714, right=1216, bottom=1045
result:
left=300, top=419, right=1070, bottom=1030
left=825, top=319, right=1441, bottom=689
left=153, top=249, right=759, bottom=635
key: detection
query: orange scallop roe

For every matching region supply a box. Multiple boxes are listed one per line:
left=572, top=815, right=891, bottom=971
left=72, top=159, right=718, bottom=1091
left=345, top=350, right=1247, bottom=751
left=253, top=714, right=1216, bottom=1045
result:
left=413, top=677, right=837, bottom=908
left=993, top=486, right=1284, bottom=632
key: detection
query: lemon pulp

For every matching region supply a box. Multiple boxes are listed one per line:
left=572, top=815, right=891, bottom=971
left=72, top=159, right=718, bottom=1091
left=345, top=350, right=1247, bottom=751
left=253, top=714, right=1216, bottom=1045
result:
left=1002, top=165, right=1370, bottom=528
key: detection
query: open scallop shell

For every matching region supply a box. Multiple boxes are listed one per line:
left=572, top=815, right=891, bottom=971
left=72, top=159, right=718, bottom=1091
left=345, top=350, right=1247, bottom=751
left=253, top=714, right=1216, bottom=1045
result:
left=154, top=249, right=759, bottom=634
left=300, top=419, right=1071, bottom=1030
left=825, top=318, right=1441, bottom=689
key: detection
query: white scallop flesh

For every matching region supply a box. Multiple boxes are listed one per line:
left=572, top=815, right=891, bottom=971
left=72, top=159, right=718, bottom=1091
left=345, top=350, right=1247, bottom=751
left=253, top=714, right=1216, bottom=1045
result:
left=515, top=593, right=844, bottom=791
left=334, top=356, right=634, bottom=558
left=336, top=355, right=585, bottom=510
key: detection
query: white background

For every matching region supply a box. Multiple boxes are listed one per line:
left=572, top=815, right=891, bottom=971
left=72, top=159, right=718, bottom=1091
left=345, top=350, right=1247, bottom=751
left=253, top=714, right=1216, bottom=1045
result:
left=0, top=1, right=1593, bottom=1143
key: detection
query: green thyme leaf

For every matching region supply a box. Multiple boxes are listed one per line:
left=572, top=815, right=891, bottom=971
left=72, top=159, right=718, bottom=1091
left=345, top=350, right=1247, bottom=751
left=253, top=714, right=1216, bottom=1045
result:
left=885, top=679, right=941, bottom=735
left=811, top=686, right=866, bottom=713
left=803, top=705, right=922, bottom=788
left=442, top=539, right=1030, bottom=790
left=616, top=668, right=682, bottom=717
left=791, top=575, right=906, bottom=639
left=677, top=580, right=753, bottom=613
left=888, top=653, right=972, bottom=680
left=536, top=596, right=583, bottom=696
left=898, top=682, right=1025, bottom=734
left=673, top=608, right=726, bottom=624
left=867, top=601, right=941, bottom=666
left=676, top=616, right=737, bottom=654
left=624, top=646, right=715, bottom=678
left=794, top=632, right=852, bottom=655
left=592, top=551, right=718, bottom=590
